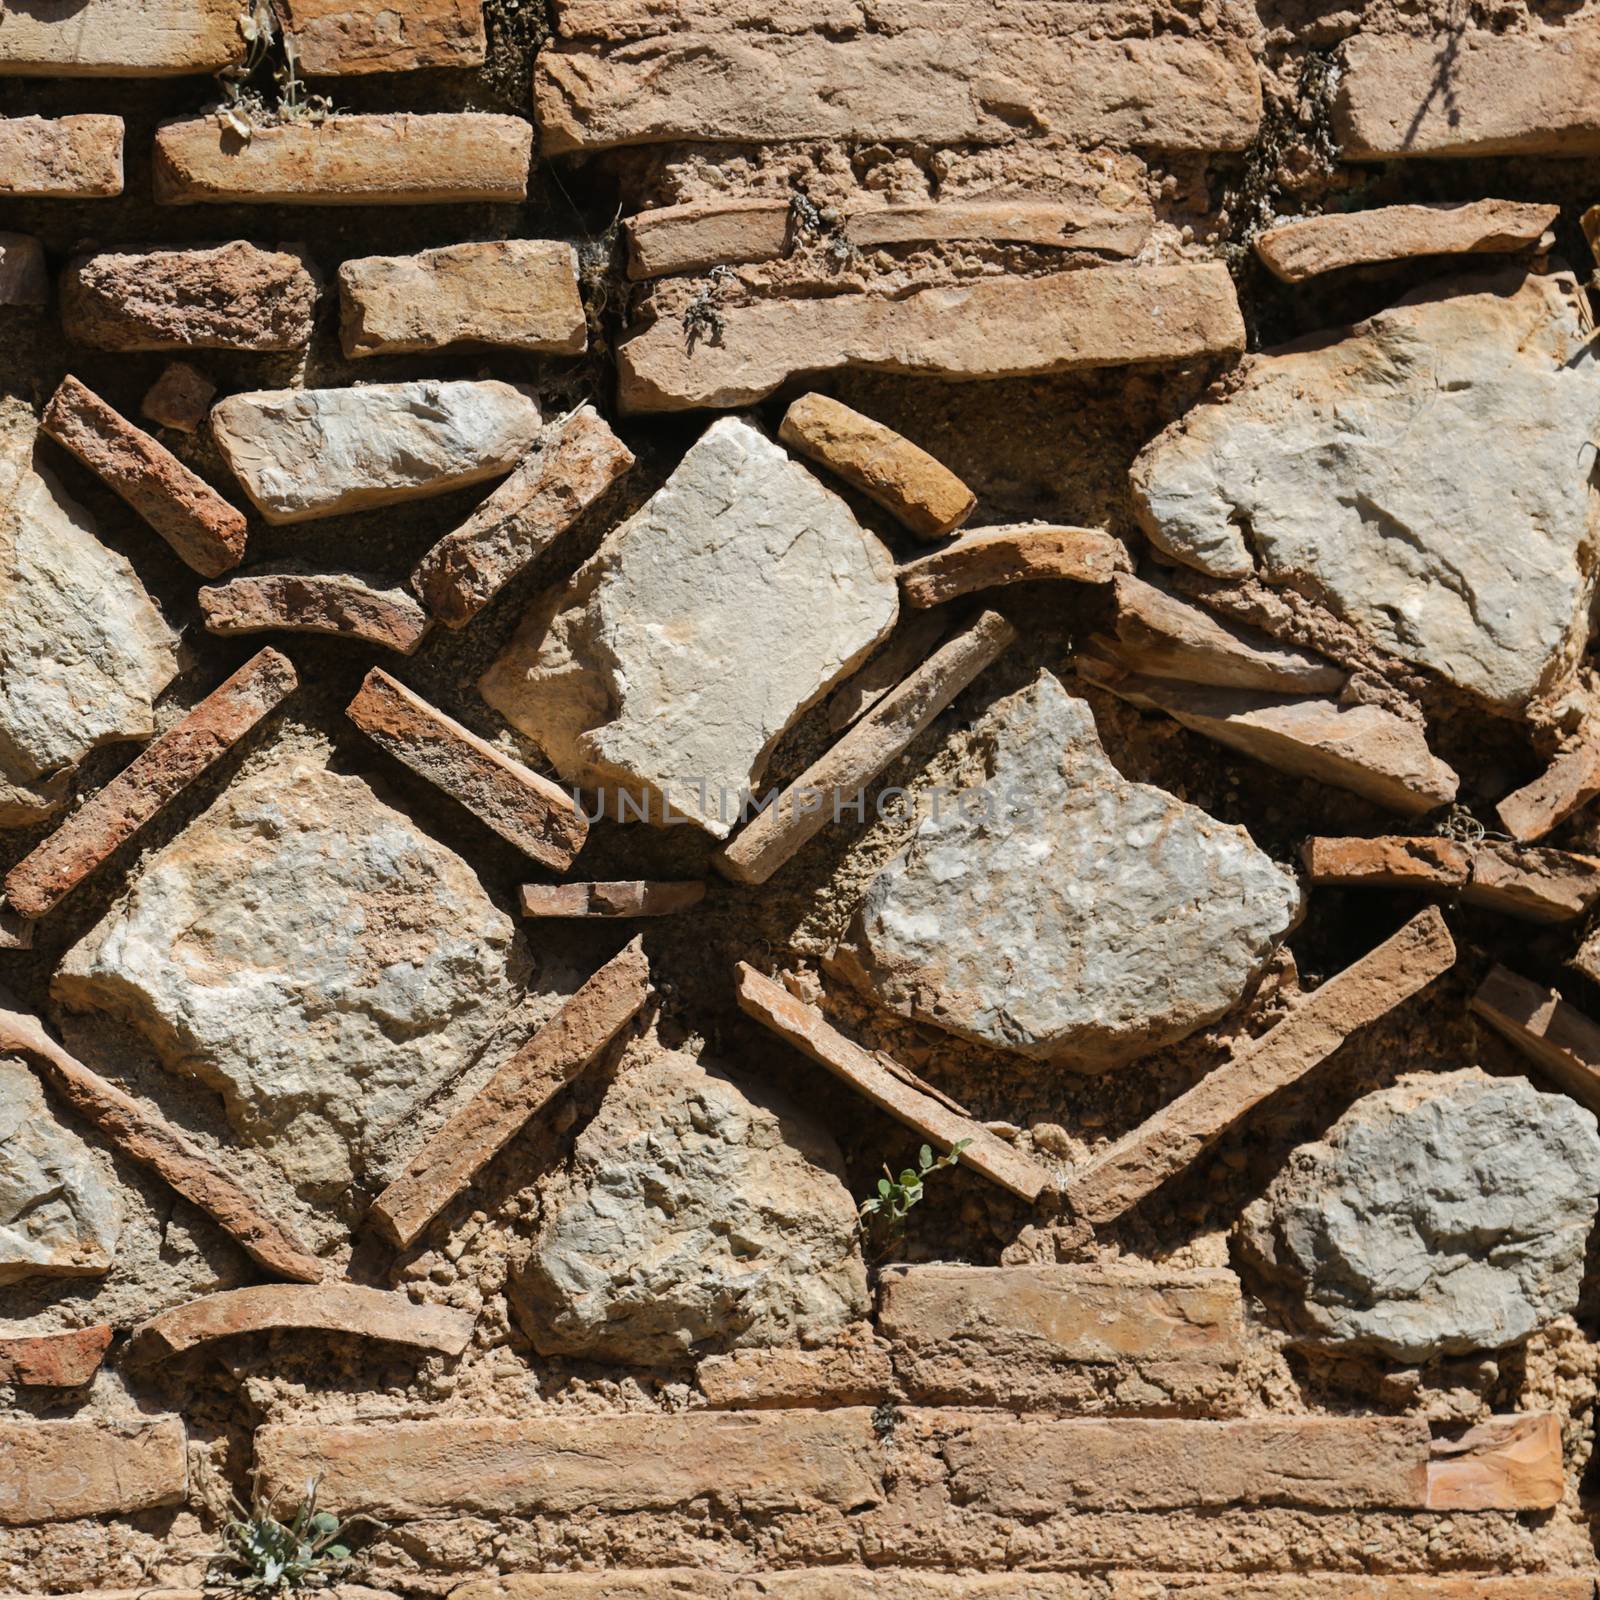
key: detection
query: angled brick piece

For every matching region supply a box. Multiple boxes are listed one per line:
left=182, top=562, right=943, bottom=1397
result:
left=154, top=113, right=532, bottom=205
left=411, top=405, right=635, bottom=628
left=5, top=649, right=298, bottom=919
left=1425, top=1414, right=1564, bottom=1511
left=199, top=571, right=431, bottom=655
left=779, top=393, right=976, bottom=541
left=0, top=0, right=245, bottom=75
left=345, top=668, right=587, bottom=870
left=735, top=962, right=1053, bottom=1204
left=717, top=611, right=1017, bottom=885
left=257, top=1408, right=884, bottom=1518
left=369, top=938, right=652, bottom=1248
left=0, top=1326, right=113, bottom=1387
left=1470, top=964, right=1600, bottom=1119
left=281, top=0, right=486, bottom=73
left=128, top=1284, right=473, bottom=1364
left=900, top=525, right=1129, bottom=608
left=519, top=881, right=705, bottom=918
left=1066, top=907, right=1456, bottom=1225
left=1497, top=731, right=1600, bottom=841
left=0, top=1419, right=186, bottom=1523
left=1301, top=836, right=1472, bottom=891
left=0, top=116, right=124, bottom=197
left=42, top=375, right=246, bottom=576
left=0, top=1004, right=322, bottom=1282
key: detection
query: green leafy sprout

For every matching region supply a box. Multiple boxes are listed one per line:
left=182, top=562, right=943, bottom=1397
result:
left=209, top=1475, right=379, bottom=1594
left=859, top=1140, right=971, bottom=1231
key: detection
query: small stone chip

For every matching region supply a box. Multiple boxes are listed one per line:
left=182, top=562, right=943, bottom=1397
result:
left=42, top=374, right=246, bottom=576
left=141, top=361, right=216, bottom=433
left=779, top=393, right=975, bottom=542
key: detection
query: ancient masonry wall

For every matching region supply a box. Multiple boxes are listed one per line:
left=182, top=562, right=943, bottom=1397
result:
left=4, top=0, right=1600, bottom=1595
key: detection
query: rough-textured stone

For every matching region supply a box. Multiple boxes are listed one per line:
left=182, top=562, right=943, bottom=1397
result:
left=368, top=939, right=652, bottom=1248
left=141, top=361, right=215, bottom=433
left=1461, top=841, right=1600, bottom=923
left=53, top=753, right=526, bottom=1198
left=899, top=524, right=1129, bottom=607
left=346, top=668, right=587, bottom=870
left=717, top=611, right=1017, bottom=885
left=779, top=393, right=975, bottom=541
left=0, top=1419, right=187, bottom=1524
left=200, top=570, right=431, bottom=654
left=1131, top=273, right=1600, bottom=712
left=1067, top=908, right=1457, bottom=1225
left=537, top=21, right=1260, bottom=153
left=42, top=375, right=247, bottom=577
left=519, top=880, right=705, bottom=918
left=1239, top=1068, right=1600, bottom=1361
left=1497, top=730, right=1600, bottom=841
left=0, top=1057, right=122, bottom=1286
left=1301, top=836, right=1472, bottom=891
left=339, top=240, right=584, bottom=358
left=0, top=398, right=178, bottom=827
left=5, top=649, right=299, bottom=920
left=833, top=672, right=1302, bottom=1069
left=0, top=235, right=48, bottom=308
left=512, top=1046, right=867, bottom=1365
left=0, top=0, right=244, bottom=75
left=1255, top=201, right=1558, bottom=282
left=212, top=379, right=542, bottom=524
left=1128, top=1580, right=1590, bottom=1599
left=154, top=113, right=532, bottom=204
left=258, top=1410, right=884, bottom=1517
left=1336, top=29, right=1600, bottom=158
left=457, top=1581, right=1583, bottom=1600
left=1081, top=659, right=1460, bottom=816
left=128, top=1284, right=473, bottom=1363
left=0, top=1001, right=323, bottom=1282
left=0, top=1326, right=113, bottom=1387
left=625, top=196, right=1153, bottom=279
left=281, top=0, right=486, bottom=73
left=412, top=405, right=635, bottom=628
left=1102, top=574, right=1347, bottom=694
left=61, top=241, right=317, bottom=352
left=480, top=417, right=898, bottom=840
left=1471, top=964, right=1600, bottom=1120
left=620, top=263, right=1246, bottom=412
left=0, top=116, right=123, bottom=197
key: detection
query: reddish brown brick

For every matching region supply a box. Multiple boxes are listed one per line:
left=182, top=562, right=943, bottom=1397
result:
left=0, top=1419, right=186, bottom=1523
left=899, top=524, right=1129, bottom=608
left=0, top=1326, right=113, bottom=1387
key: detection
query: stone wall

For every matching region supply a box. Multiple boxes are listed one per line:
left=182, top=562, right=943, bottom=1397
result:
left=3, top=0, right=1600, bottom=1594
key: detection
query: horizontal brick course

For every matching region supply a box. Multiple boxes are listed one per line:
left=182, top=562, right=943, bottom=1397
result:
left=0, top=1419, right=186, bottom=1524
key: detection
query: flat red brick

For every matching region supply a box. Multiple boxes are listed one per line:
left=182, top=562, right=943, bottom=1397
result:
left=42, top=374, right=246, bottom=576
left=199, top=572, right=431, bottom=655
left=0, top=1326, right=113, bottom=1387
left=0, top=1419, right=186, bottom=1523
left=6, top=649, right=298, bottom=919
left=1301, top=836, right=1472, bottom=890
left=345, top=668, right=587, bottom=870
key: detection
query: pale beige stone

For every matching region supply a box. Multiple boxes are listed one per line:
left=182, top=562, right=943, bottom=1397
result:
left=619, top=264, right=1247, bottom=412
left=340, top=240, right=585, bottom=358
left=0, top=116, right=123, bottom=198
left=0, top=0, right=243, bottom=75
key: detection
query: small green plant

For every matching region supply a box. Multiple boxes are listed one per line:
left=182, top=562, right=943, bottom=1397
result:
left=216, top=0, right=333, bottom=140
left=209, top=1475, right=378, bottom=1594
left=859, top=1140, right=970, bottom=1234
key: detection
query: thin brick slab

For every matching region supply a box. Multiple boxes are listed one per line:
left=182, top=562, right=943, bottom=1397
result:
left=1461, top=842, right=1600, bottom=923
left=717, top=611, right=1016, bottom=885
left=1301, top=837, right=1472, bottom=891
left=0, top=116, right=123, bottom=198
left=779, top=394, right=976, bottom=541
left=200, top=571, right=431, bottom=655
left=42, top=375, right=246, bottom=577
left=345, top=668, right=587, bottom=870
left=0, top=1419, right=186, bottom=1523
left=411, top=405, right=635, bottom=628
left=282, top=0, right=486, bottom=73
left=154, top=113, right=532, bottom=205
left=900, top=525, right=1129, bottom=608
left=1336, top=29, right=1600, bottom=158
left=369, top=939, right=652, bottom=1248
left=0, top=0, right=244, bottom=75
left=0, top=1003, right=323, bottom=1282
left=519, top=881, right=705, bottom=918
left=0, top=1326, right=113, bottom=1387
left=0, top=236, right=48, bottom=308
left=1254, top=200, right=1557, bottom=282
left=1496, top=731, right=1600, bottom=841
left=257, top=1408, right=884, bottom=1518
left=340, top=240, right=584, bottom=358
left=735, top=962, right=1053, bottom=1204
left=1066, top=907, right=1456, bottom=1225
left=1425, top=1414, right=1564, bottom=1511
left=128, top=1284, right=473, bottom=1363
left=619, top=264, right=1247, bottom=412
left=1470, top=964, right=1600, bottom=1120
left=5, top=648, right=298, bottom=919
